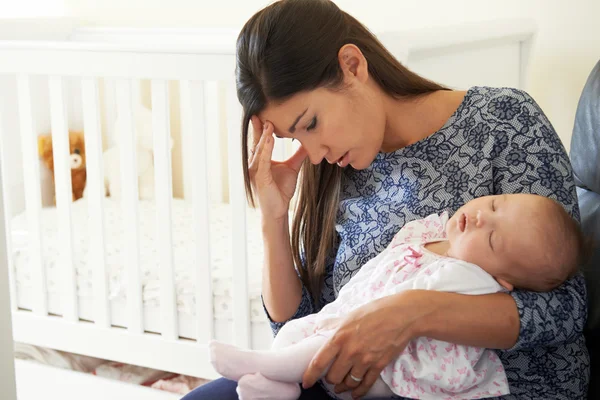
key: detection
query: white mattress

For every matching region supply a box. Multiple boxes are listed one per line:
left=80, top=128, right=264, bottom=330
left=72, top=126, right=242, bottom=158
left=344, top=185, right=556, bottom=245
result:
left=10, top=197, right=271, bottom=339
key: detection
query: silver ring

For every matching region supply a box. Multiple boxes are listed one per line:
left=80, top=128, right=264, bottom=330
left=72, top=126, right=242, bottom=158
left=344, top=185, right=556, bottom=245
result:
left=349, top=374, right=363, bottom=382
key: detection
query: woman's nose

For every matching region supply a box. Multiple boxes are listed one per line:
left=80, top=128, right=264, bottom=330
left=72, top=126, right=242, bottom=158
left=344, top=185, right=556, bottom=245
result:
left=307, top=149, right=327, bottom=165
left=302, top=138, right=328, bottom=165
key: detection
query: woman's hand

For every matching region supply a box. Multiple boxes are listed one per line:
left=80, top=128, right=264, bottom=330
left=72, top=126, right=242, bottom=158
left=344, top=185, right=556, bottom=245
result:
left=248, top=116, right=307, bottom=221
left=302, top=291, right=433, bottom=399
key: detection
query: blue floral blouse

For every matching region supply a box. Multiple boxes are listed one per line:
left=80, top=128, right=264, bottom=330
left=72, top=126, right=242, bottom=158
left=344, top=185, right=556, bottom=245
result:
left=263, top=86, right=589, bottom=399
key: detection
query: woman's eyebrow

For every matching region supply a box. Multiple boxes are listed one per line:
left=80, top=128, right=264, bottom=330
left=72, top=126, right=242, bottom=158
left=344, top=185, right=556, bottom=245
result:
left=289, top=108, right=308, bottom=133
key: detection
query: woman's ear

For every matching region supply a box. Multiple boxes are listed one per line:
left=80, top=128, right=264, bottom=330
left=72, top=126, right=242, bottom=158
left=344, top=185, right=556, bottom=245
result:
left=338, top=44, right=369, bottom=84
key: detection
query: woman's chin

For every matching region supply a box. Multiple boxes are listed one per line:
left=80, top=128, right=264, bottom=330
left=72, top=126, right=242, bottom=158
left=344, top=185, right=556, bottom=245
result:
left=348, top=152, right=377, bottom=170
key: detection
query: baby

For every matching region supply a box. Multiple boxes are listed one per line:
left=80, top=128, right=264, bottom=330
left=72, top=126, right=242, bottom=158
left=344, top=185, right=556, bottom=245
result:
left=209, top=193, right=584, bottom=400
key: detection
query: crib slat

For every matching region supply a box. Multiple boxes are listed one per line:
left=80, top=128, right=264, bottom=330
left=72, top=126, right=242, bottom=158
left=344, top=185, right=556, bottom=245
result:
left=17, top=75, right=47, bottom=316
left=48, top=76, right=78, bottom=322
left=81, top=78, right=110, bottom=328
left=205, top=82, right=223, bottom=203
left=0, top=104, right=17, bottom=312
left=115, top=79, right=143, bottom=334
left=180, top=80, right=213, bottom=344
left=226, top=81, right=250, bottom=347
left=150, top=80, right=178, bottom=340
left=101, top=79, right=117, bottom=147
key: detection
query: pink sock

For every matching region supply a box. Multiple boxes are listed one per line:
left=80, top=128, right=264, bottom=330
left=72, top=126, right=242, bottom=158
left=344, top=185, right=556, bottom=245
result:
left=236, top=372, right=301, bottom=400
left=209, top=335, right=328, bottom=382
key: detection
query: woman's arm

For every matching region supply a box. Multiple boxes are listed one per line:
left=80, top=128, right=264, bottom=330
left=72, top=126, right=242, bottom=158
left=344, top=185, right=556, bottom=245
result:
left=246, top=118, right=318, bottom=336
left=261, top=216, right=303, bottom=322
left=261, top=215, right=339, bottom=336
left=507, top=273, right=587, bottom=350
left=413, top=290, right=519, bottom=349
left=261, top=216, right=314, bottom=335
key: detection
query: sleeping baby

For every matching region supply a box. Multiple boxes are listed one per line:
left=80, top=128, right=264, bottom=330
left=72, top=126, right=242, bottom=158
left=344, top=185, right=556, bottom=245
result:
left=209, top=193, right=585, bottom=400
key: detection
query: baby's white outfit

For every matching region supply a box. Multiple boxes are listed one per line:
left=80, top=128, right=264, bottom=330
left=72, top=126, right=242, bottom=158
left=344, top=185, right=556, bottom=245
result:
left=278, top=212, right=510, bottom=399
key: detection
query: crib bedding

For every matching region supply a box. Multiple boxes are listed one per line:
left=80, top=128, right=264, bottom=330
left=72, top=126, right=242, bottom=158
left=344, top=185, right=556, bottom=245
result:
left=9, top=197, right=269, bottom=331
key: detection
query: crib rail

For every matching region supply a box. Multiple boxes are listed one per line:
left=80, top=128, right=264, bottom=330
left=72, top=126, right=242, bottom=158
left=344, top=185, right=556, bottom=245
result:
left=0, top=41, right=235, bottom=80
left=0, top=40, right=255, bottom=355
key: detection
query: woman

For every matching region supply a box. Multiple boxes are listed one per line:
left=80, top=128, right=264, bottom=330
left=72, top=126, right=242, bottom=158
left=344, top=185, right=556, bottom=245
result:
left=183, top=0, right=589, bottom=399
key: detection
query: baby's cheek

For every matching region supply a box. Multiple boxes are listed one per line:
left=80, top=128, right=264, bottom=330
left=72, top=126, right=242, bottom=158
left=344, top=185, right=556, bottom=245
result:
left=453, top=238, right=482, bottom=265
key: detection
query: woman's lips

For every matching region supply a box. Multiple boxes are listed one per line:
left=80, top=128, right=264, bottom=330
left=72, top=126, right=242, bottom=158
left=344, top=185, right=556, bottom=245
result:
left=337, top=151, right=350, bottom=167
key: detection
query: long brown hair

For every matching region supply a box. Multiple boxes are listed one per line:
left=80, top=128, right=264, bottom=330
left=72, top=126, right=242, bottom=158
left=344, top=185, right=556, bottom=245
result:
left=235, top=0, right=447, bottom=305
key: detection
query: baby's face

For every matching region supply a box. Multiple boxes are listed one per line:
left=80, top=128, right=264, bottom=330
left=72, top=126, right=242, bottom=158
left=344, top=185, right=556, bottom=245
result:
left=446, top=194, right=546, bottom=290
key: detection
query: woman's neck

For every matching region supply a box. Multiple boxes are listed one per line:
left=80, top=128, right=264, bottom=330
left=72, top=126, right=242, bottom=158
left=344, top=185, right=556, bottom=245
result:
left=380, top=89, right=467, bottom=153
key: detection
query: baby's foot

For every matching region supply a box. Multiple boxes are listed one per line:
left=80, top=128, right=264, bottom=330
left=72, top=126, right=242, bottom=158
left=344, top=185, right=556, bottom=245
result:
left=237, top=372, right=301, bottom=400
left=209, top=340, right=259, bottom=381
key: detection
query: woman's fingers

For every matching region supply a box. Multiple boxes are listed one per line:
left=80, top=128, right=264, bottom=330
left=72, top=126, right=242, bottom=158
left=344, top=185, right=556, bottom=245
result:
left=248, top=123, right=268, bottom=171
left=250, top=115, right=263, bottom=151
left=351, top=367, right=384, bottom=399
left=323, top=351, right=352, bottom=387
left=340, top=363, right=369, bottom=392
left=248, top=122, right=277, bottom=195
left=256, top=131, right=275, bottom=182
left=302, top=338, right=340, bottom=389
left=247, top=116, right=263, bottom=166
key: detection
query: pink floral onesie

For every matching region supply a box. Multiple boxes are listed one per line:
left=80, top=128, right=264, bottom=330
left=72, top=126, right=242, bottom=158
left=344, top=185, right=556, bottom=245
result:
left=276, top=212, right=510, bottom=399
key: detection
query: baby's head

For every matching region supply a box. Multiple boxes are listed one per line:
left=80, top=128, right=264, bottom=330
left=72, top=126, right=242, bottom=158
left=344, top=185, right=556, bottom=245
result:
left=446, top=193, right=584, bottom=292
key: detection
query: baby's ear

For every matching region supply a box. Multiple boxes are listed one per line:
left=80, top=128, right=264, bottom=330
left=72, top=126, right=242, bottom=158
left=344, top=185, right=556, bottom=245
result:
left=496, top=278, right=514, bottom=291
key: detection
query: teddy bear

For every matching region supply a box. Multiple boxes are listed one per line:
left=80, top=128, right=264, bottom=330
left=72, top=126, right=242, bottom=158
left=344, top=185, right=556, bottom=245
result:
left=38, top=131, right=87, bottom=203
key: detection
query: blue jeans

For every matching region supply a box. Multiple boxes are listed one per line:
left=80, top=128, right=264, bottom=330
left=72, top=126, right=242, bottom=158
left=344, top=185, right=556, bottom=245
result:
left=181, top=377, right=397, bottom=399
left=180, top=377, right=335, bottom=399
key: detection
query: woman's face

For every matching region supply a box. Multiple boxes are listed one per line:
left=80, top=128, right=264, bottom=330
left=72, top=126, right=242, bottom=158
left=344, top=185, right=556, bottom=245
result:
left=257, top=47, right=387, bottom=170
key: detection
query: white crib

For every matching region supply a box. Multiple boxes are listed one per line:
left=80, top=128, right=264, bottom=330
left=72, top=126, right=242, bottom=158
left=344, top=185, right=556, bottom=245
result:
left=0, top=18, right=536, bottom=400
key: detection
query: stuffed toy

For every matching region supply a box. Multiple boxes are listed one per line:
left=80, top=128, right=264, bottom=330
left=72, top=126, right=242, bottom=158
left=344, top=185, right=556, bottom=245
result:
left=90, top=103, right=173, bottom=200
left=38, top=131, right=87, bottom=203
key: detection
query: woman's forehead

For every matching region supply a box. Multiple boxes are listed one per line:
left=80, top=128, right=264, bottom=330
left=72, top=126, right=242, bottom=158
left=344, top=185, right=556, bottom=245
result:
left=259, top=91, right=314, bottom=134
left=262, top=90, right=314, bottom=116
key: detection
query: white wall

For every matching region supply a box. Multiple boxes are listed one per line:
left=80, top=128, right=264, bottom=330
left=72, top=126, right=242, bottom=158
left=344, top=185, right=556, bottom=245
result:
left=64, top=0, right=600, bottom=151
left=0, top=0, right=65, bottom=18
